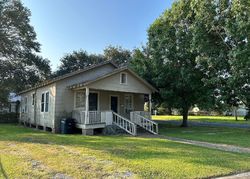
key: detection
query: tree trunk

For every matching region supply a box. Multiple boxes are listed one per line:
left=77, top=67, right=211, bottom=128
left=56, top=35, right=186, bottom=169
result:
left=181, top=107, right=189, bottom=127
left=168, top=107, right=172, bottom=115
left=245, top=107, right=250, bottom=121
left=234, top=107, right=238, bottom=121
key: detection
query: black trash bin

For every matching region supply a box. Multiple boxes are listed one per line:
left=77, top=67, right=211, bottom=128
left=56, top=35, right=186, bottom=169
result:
left=60, top=118, right=76, bottom=134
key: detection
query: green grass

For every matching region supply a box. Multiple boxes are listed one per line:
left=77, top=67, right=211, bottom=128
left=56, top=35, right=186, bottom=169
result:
left=1, top=124, right=250, bottom=178
left=159, top=124, right=250, bottom=148
left=152, top=115, right=249, bottom=124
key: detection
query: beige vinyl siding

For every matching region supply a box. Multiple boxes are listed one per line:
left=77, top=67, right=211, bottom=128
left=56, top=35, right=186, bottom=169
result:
left=20, top=91, right=35, bottom=124
left=35, top=84, right=56, bottom=128
left=88, top=70, right=152, bottom=94
left=20, top=83, right=56, bottom=130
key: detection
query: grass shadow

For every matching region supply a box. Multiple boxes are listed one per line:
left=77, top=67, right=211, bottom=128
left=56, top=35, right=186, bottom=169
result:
left=0, top=157, right=8, bottom=179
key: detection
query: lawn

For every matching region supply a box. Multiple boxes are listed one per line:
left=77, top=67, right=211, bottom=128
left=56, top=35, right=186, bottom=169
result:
left=152, top=115, right=249, bottom=124
left=1, top=124, right=250, bottom=178
left=159, top=124, right=250, bottom=148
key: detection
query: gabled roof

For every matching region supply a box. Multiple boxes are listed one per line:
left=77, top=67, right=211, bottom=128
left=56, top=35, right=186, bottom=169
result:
left=19, top=61, right=118, bottom=94
left=68, top=67, right=158, bottom=93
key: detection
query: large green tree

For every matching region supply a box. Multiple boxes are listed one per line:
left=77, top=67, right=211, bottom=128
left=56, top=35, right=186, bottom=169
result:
left=191, top=0, right=250, bottom=118
left=54, top=50, right=106, bottom=77
left=148, top=0, right=212, bottom=126
left=0, top=0, right=51, bottom=103
left=130, top=47, right=155, bottom=86
left=104, top=45, right=132, bottom=66
left=54, top=46, right=132, bottom=77
left=130, top=47, right=171, bottom=112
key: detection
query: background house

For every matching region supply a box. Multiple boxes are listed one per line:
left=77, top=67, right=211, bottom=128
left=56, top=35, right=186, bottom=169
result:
left=0, top=93, right=20, bottom=114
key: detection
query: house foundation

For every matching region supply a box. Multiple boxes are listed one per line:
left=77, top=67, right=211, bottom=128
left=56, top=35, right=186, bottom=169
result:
left=82, top=129, right=94, bottom=135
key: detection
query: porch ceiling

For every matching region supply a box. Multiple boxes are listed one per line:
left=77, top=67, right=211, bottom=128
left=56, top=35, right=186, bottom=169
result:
left=68, top=82, right=150, bottom=94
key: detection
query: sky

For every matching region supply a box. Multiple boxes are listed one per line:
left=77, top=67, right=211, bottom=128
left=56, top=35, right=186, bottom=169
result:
left=22, top=0, right=174, bottom=71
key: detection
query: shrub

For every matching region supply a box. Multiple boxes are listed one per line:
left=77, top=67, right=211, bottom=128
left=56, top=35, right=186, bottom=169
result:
left=0, top=113, right=18, bottom=123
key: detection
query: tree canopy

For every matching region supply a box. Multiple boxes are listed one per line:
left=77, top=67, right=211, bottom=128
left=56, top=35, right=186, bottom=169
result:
left=130, top=0, right=250, bottom=125
left=104, top=45, right=132, bottom=66
left=0, top=0, right=51, bottom=103
left=53, top=50, right=106, bottom=77
left=147, top=0, right=212, bottom=126
left=191, top=0, right=250, bottom=118
left=54, top=46, right=132, bottom=77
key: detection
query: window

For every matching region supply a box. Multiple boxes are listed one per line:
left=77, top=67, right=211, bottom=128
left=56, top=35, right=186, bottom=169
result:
left=41, top=93, right=45, bottom=112
left=124, top=94, right=133, bottom=114
left=32, top=93, right=35, bottom=105
left=24, top=97, right=27, bottom=113
left=45, top=92, right=49, bottom=112
left=41, top=92, right=49, bottom=112
left=120, top=73, right=127, bottom=84
left=75, top=91, right=85, bottom=108
left=89, top=93, right=98, bottom=111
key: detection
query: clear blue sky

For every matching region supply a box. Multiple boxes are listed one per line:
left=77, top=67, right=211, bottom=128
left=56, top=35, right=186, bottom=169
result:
left=22, top=0, right=174, bottom=71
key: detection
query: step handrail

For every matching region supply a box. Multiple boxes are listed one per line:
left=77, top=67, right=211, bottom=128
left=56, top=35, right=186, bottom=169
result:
left=112, top=112, right=137, bottom=136
left=133, top=113, right=158, bottom=134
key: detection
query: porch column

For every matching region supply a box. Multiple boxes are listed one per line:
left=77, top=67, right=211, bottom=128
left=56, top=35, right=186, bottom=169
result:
left=85, top=87, right=89, bottom=124
left=149, top=93, right=152, bottom=115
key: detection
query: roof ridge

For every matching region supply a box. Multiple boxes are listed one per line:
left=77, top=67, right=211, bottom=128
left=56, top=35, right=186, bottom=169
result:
left=18, top=61, right=118, bottom=94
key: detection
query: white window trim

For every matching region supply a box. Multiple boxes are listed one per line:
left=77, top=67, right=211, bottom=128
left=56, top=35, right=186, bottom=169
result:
left=31, top=93, right=35, bottom=106
left=41, top=93, right=45, bottom=113
left=45, top=91, right=49, bottom=112
left=41, top=91, right=49, bottom=113
left=120, top=72, right=128, bottom=85
left=23, top=96, right=28, bottom=113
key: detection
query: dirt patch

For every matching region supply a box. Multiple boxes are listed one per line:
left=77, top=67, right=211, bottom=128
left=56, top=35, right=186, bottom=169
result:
left=53, top=173, right=73, bottom=179
left=58, top=145, right=135, bottom=178
left=1, top=141, right=72, bottom=178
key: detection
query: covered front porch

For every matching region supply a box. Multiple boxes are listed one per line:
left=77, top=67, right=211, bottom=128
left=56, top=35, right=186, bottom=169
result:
left=69, top=86, right=154, bottom=135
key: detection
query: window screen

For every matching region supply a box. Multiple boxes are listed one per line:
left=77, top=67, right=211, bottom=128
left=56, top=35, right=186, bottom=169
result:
left=45, top=92, right=49, bottom=112
left=75, top=91, right=85, bottom=108
left=120, top=73, right=127, bottom=84
left=41, top=93, right=45, bottom=112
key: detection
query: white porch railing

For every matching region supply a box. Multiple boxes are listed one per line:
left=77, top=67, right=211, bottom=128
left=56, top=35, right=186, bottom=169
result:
left=112, top=112, right=137, bottom=136
left=72, top=110, right=102, bottom=124
left=72, top=110, right=156, bottom=136
left=88, top=111, right=102, bottom=124
left=131, top=111, right=158, bottom=134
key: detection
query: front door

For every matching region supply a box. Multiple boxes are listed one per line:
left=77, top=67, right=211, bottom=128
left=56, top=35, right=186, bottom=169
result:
left=110, top=96, right=118, bottom=113
left=89, top=93, right=98, bottom=111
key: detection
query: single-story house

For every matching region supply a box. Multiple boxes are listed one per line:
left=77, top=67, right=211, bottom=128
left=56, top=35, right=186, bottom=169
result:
left=19, top=61, right=158, bottom=135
